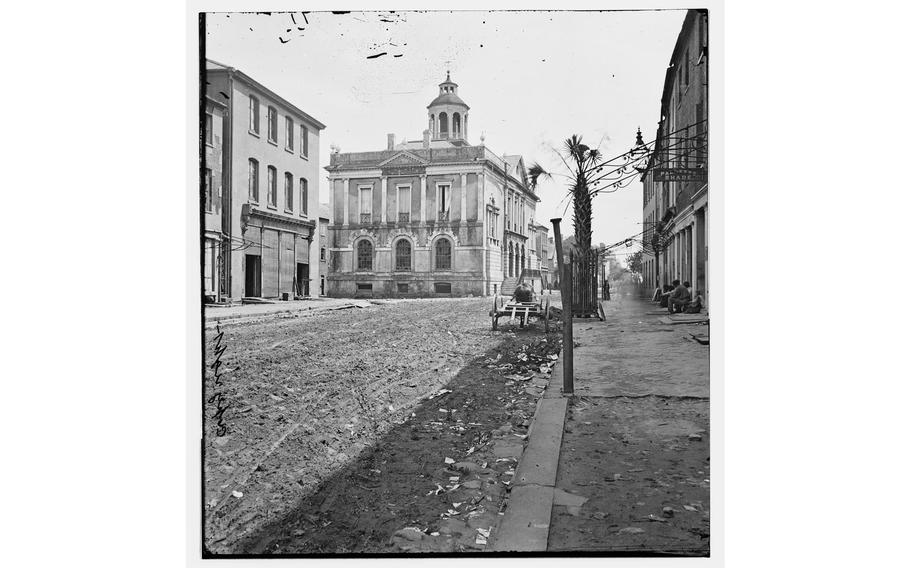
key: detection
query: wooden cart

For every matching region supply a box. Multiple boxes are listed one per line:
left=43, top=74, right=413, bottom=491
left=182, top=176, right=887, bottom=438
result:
left=490, top=294, right=551, bottom=331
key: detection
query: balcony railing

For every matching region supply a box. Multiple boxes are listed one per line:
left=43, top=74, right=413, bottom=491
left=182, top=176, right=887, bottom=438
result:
left=360, top=213, right=372, bottom=224
left=398, top=212, right=410, bottom=223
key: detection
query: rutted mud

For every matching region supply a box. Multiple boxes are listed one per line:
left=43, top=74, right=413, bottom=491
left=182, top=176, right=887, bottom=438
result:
left=202, top=297, right=560, bottom=555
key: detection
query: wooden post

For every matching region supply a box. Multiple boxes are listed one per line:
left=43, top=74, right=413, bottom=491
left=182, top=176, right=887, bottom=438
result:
left=550, top=218, right=573, bottom=395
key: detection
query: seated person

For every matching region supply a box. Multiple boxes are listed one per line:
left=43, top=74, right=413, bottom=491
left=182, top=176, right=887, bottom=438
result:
left=513, top=282, right=534, bottom=303
left=667, top=280, right=692, bottom=313
left=685, top=291, right=704, bottom=313
left=659, top=283, right=675, bottom=307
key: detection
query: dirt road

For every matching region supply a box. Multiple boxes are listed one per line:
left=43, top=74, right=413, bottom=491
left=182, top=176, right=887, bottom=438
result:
left=202, top=297, right=558, bottom=554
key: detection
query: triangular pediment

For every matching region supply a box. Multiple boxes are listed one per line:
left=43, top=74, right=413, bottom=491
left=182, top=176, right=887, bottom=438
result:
left=379, top=151, right=429, bottom=167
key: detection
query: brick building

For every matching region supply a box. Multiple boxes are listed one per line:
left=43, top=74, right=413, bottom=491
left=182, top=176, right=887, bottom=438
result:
left=324, top=73, right=541, bottom=298
left=641, top=10, right=709, bottom=307
left=205, top=59, right=326, bottom=300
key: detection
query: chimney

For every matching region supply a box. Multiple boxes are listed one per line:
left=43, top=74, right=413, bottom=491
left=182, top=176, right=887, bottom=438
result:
left=387, top=133, right=396, bottom=150
left=423, top=129, right=430, bottom=149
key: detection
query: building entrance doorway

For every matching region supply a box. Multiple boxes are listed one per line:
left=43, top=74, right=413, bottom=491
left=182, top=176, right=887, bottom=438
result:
left=296, top=263, right=310, bottom=297
left=245, top=255, right=262, bottom=297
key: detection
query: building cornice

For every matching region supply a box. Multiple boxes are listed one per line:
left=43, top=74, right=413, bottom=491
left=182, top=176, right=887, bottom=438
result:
left=242, top=204, right=317, bottom=236
left=207, top=63, right=327, bottom=130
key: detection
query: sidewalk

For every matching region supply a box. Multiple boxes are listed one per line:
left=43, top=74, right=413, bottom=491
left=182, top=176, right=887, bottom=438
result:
left=492, top=295, right=710, bottom=555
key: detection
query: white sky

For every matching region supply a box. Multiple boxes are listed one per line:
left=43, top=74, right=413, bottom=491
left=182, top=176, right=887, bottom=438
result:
left=205, top=9, right=686, bottom=254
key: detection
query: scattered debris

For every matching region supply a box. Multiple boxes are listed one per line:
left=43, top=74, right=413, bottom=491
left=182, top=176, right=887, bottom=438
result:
left=618, top=527, right=645, bottom=535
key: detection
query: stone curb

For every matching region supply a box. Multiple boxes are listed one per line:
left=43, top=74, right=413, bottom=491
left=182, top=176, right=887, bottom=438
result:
left=489, top=348, right=570, bottom=552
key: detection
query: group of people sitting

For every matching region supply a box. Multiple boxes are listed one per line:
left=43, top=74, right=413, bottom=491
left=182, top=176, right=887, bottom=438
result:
left=656, top=280, right=704, bottom=314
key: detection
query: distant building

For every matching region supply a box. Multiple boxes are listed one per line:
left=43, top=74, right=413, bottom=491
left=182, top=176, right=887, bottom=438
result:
left=641, top=10, right=709, bottom=307
left=205, top=59, right=326, bottom=300
left=203, top=96, right=226, bottom=302
left=532, top=222, right=552, bottom=288
left=324, top=73, right=540, bottom=297
left=318, top=204, right=330, bottom=296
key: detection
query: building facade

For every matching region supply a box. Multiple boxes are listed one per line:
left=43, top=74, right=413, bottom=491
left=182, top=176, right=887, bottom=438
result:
left=203, top=96, right=226, bottom=301
left=205, top=59, right=326, bottom=300
left=318, top=204, right=330, bottom=296
left=324, top=73, right=540, bottom=298
left=642, top=9, right=709, bottom=307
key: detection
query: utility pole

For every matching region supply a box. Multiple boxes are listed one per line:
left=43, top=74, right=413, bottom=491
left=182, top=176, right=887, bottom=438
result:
left=551, top=218, right=573, bottom=395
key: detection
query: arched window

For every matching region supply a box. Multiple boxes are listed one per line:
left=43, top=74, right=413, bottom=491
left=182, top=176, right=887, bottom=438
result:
left=356, top=240, right=373, bottom=271
left=508, top=243, right=514, bottom=277
left=429, top=114, right=435, bottom=135
left=453, top=113, right=461, bottom=137
left=395, top=239, right=412, bottom=271
left=520, top=245, right=526, bottom=273
left=439, top=112, right=448, bottom=137
left=435, top=238, right=452, bottom=270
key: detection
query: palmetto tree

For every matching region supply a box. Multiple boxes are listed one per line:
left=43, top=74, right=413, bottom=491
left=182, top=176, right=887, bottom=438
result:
left=528, top=134, right=603, bottom=253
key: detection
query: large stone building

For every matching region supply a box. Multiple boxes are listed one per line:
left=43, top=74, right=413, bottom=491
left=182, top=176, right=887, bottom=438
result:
left=324, top=73, right=543, bottom=298
left=642, top=9, right=709, bottom=307
left=205, top=59, right=326, bottom=301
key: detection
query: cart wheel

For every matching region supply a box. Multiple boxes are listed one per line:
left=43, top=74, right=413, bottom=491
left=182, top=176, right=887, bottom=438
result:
left=492, top=315, right=499, bottom=330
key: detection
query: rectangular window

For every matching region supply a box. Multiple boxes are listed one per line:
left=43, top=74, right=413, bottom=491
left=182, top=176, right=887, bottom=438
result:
left=320, top=247, right=326, bottom=261
left=285, top=117, right=294, bottom=151
left=397, top=185, right=411, bottom=222
left=434, top=282, right=452, bottom=294
left=359, top=186, right=372, bottom=224
left=300, top=178, right=309, bottom=216
left=300, top=126, right=309, bottom=158
left=284, top=172, right=294, bottom=212
left=397, top=283, right=409, bottom=293
left=437, top=183, right=450, bottom=221
left=204, top=168, right=213, bottom=212
left=267, top=166, right=277, bottom=207
left=248, top=159, right=259, bottom=202
left=249, top=96, right=260, bottom=134
left=356, top=283, right=373, bottom=291
left=205, top=112, right=213, bottom=146
left=267, top=106, right=277, bottom=143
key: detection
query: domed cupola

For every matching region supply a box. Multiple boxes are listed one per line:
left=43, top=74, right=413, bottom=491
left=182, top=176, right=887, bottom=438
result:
left=427, top=71, right=469, bottom=141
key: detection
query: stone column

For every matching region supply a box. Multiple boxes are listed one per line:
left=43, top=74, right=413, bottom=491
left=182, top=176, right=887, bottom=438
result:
left=342, top=177, right=349, bottom=227
left=478, top=172, right=485, bottom=221
left=381, top=176, right=388, bottom=224
left=420, top=174, right=427, bottom=223
left=328, top=177, right=334, bottom=221
left=460, top=173, right=467, bottom=222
